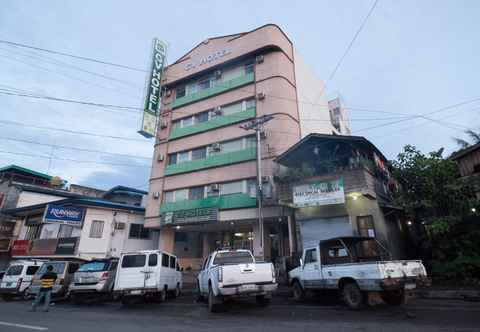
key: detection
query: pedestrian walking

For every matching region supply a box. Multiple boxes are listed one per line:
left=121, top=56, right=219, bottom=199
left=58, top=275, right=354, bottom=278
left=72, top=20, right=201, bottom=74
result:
left=30, top=265, right=57, bottom=312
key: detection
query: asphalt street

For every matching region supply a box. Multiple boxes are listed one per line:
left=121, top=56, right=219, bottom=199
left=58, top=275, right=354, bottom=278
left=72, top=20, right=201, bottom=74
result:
left=0, top=294, right=479, bottom=332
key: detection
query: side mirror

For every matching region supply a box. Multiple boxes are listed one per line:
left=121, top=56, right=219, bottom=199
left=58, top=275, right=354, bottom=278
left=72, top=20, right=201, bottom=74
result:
left=299, top=258, right=303, bottom=268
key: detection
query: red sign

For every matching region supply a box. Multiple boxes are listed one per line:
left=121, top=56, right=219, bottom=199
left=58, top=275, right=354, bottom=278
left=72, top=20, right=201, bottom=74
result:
left=11, top=240, right=31, bottom=256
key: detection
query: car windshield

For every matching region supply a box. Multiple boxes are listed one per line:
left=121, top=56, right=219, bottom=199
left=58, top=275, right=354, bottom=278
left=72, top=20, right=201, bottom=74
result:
left=78, top=261, right=109, bottom=272
left=213, top=251, right=254, bottom=265
left=37, top=262, right=66, bottom=275
left=6, top=265, right=23, bottom=276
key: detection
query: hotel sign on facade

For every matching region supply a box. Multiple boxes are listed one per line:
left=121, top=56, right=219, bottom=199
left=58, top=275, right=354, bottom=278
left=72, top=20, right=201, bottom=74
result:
left=161, top=207, right=218, bottom=225
left=44, top=204, right=86, bottom=227
left=139, top=38, right=167, bottom=138
left=293, top=178, right=345, bottom=207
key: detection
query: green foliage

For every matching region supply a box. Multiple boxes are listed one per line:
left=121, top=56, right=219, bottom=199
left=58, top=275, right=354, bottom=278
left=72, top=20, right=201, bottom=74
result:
left=276, top=164, right=315, bottom=183
left=392, top=145, right=479, bottom=284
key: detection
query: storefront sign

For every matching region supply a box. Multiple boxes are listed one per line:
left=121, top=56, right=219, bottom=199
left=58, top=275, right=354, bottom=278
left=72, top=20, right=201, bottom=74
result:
left=30, top=239, right=58, bottom=256
left=44, top=204, right=86, bottom=227
left=293, top=178, right=345, bottom=207
left=184, top=49, right=231, bottom=71
left=161, top=207, right=218, bottom=225
left=0, top=221, right=15, bottom=238
left=0, top=239, right=11, bottom=252
left=55, top=237, right=78, bottom=255
left=139, top=38, right=167, bottom=138
left=11, top=240, right=31, bottom=256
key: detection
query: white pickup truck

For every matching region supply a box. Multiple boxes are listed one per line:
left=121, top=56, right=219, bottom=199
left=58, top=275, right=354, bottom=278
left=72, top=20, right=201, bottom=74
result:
left=197, top=249, right=277, bottom=312
left=289, top=237, right=430, bottom=309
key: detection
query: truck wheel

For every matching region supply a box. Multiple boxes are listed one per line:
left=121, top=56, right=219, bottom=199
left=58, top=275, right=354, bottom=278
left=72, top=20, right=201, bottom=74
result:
left=292, top=281, right=305, bottom=302
left=21, top=289, right=31, bottom=301
left=172, top=284, right=181, bottom=298
left=256, top=295, right=271, bottom=307
left=342, top=282, right=365, bottom=310
left=208, top=286, right=222, bottom=313
left=159, top=288, right=167, bottom=302
left=381, top=290, right=405, bottom=305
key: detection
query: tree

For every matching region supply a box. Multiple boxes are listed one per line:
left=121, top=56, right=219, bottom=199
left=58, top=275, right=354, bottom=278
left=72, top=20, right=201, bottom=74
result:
left=392, top=145, right=479, bottom=284
left=453, top=129, right=480, bottom=148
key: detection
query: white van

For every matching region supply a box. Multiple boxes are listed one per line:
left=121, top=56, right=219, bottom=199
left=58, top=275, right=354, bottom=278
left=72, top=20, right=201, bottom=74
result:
left=0, top=260, right=45, bottom=301
left=114, top=250, right=182, bottom=305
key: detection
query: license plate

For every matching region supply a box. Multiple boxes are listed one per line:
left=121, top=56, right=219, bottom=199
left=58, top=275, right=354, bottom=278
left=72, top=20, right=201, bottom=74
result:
left=405, top=283, right=416, bottom=290
left=241, top=284, right=257, bottom=292
left=130, top=290, right=142, bottom=295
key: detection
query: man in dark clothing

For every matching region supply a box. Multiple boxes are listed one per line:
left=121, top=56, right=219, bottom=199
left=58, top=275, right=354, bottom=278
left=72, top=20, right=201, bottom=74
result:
left=31, top=265, right=57, bottom=312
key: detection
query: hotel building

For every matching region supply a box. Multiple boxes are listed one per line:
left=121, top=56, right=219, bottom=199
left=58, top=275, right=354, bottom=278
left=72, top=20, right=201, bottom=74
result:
left=144, top=24, right=350, bottom=269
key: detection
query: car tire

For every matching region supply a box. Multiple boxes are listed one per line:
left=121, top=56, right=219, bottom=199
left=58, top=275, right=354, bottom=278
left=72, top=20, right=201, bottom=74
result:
left=255, top=295, right=271, bottom=307
left=196, top=281, right=204, bottom=302
left=21, top=289, right=31, bottom=301
left=1, top=294, right=13, bottom=302
left=173, top=284, right=181, bottom=298
left=159, top=288, right=167, bottom=302
left=381, top=290, right=405, bottom=306
left=342, top=282, right=365, bottom=310
left=208, top=286, right=222, bottom=313
left=292, top=281, right=305, bottom=302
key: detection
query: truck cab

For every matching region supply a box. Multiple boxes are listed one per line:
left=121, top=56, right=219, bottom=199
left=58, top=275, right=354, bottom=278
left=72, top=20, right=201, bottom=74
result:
left=289, top=237, right=430, bottom=309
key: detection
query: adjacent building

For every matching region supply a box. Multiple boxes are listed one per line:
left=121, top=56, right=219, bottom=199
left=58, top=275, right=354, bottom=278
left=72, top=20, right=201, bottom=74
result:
left=450, top=142, right=480, bottom=199
left=144, top=24, right=351, bottom=270
left=275, top=134, right=410, bottom=259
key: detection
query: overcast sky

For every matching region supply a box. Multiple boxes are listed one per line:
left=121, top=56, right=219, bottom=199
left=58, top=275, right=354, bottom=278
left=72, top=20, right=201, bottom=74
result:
left=1, top=0, right=479, bottom=190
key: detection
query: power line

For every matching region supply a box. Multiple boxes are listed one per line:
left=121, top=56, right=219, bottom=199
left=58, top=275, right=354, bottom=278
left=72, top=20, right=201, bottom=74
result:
left=0, top=136, right=152, bottom=160
left=0, top=118, right=148, bottom=142
left=0, top=39, right=147, bottom=73
left=0, top=149, right=151, bottom=168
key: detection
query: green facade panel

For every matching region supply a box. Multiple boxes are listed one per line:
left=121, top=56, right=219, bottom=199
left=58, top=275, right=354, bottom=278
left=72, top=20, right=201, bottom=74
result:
left=164, top=147, right=256, bottom=176
left=160, top=193, right=257, bottom=213
left=169, top=107, right=256, bottom=140
left=172, top=73, right=255, bottom=109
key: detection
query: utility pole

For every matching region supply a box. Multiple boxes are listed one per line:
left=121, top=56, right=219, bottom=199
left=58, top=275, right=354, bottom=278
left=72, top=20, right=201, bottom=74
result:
left=240, top=114, right=274, bottom=260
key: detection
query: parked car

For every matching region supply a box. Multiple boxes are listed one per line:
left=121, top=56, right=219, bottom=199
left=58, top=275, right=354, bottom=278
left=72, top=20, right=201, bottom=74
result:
left=69, top=258, right=118, bottom=304
left=0, top=270, right=5, bottom=280
left=197, top=249, right=278, bottom=312
left=114, top=250, right=182, bottom=305
left=0, top=260, right=45, bottom=301
left=28, top=260, right=82, bottom=299
left=288, top=236, right=431, bottom=309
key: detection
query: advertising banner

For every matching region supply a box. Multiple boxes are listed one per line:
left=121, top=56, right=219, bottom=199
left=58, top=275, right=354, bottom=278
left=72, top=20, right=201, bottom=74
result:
left=138, top=38, right=167, bottom=138
left=293, top=178, right=345, bottom=207
left=55, top=237, right=78, bottom=255
left=11, top=240, right=31, bottom=256
left=44, top=204, right=86, bottom=227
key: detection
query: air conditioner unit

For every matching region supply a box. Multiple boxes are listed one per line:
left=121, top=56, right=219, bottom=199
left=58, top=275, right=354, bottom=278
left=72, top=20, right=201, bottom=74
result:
left=114, top=222, right=126, bottom=230
left=260, top=130, right=267, bottom=140
left=256, top=55, right=264, bottom=64
left=213, top=107, right=222, bottom=116
left=160, top=121, right=168, bottom=129
left=257, top=92, right=266, bottom=100
left=261, top=176, right=271, bottom=183
left=157, top=154, right=165, bottom=162
left=209, top=143, right=222, bottom=152
left=153, top=192, right=160, bottom=200
left=214, top=70, right=222, bottom=78
left=209, top=183, right=220, bottom=192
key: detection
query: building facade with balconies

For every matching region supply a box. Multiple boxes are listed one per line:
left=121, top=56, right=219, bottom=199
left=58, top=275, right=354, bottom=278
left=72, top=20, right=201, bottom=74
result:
left=145, top=24, right=351, bottom=270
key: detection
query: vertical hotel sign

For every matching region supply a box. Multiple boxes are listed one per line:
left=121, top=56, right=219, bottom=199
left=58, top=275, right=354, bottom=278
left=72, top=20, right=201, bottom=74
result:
left=138, top=38, right=167, bottom=138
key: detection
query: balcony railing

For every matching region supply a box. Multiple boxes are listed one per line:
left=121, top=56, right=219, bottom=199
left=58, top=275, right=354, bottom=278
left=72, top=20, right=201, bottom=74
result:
left=164, top=147, right=256, bottom=176
left=169, top=107, right=256, bottom=140
left=160, top=192, right=257, bottom=214
left=172, top=72, right=255, bottom=109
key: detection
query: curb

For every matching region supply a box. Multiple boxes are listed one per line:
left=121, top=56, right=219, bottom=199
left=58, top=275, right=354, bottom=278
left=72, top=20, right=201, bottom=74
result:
left=417, top=289, right=480, bottom=301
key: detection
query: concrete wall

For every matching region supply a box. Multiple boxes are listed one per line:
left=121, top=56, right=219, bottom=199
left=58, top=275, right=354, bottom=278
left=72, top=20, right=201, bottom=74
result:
left=293, top=49, right=337, bottom=137
left=16, top=191, right=66, bottom=207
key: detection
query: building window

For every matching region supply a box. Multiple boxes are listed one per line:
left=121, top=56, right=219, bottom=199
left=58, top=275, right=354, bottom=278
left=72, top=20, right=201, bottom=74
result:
left=89, top=220, right=104, bottom=238
left=164, top=191, right=174, bottom=203
left=25, top=225, right=42, bottom=240
left=189, top=186, right=205, bottom=200
left=221, top=180, right=244, bottom=195
left=195, top=112, right=209, bottom=123
left=168, top=154, right=177, bottom=166
left=191, top=147, right=207, bottom=160
left=176, top=86, right=186, bottom=98
left=177, top=151, right=190, bottom=163
left=175, top=189, right=188, bottom=202
left=182, top=117, right=194, bottom=128
left=59, top=224, right=74, bottom=238
left=129, top=224, right=150, bottom=239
